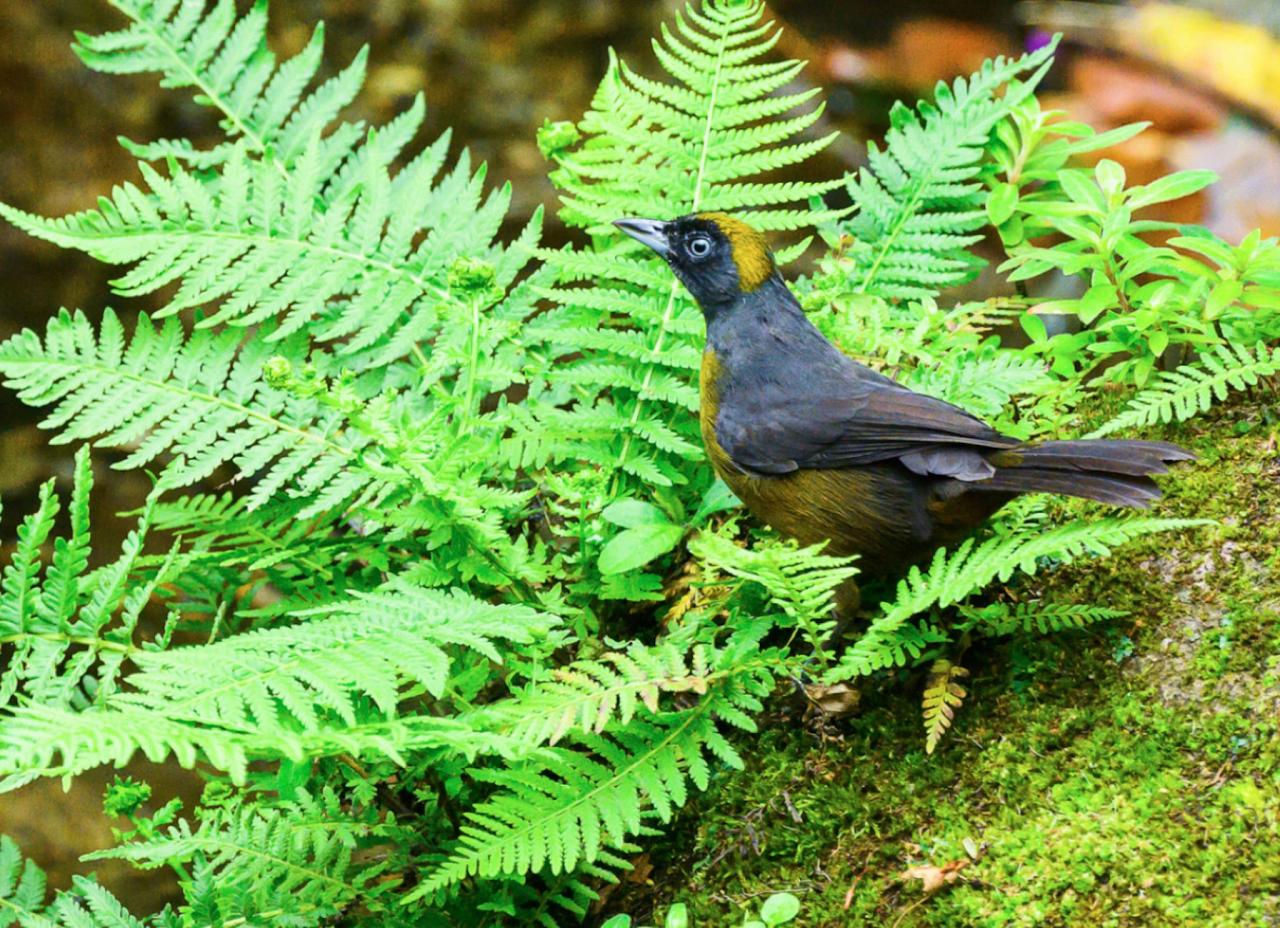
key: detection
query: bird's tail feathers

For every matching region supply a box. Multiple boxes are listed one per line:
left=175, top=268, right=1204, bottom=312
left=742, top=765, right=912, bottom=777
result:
left=978, top=439, right=1193, bottom=508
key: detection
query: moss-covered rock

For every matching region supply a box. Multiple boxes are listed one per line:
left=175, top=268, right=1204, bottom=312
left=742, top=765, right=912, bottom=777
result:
left=634, top=400, right=1280, bottom=927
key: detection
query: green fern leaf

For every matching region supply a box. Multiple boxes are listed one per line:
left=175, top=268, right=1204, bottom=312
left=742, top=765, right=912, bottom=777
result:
left=0, top=309, right=366, bottom=510
left=0, top=834, right=49, bottom=926
left=86, top=791, right=384, bottom=922
left=524, top=0, right=845, bottom=492
left=474, top=640, right=773, bottom=748
left=827, top=515, right=1210, bottom=682
left=1089, top=342, right=1280, bottom=437
left=412, top=703, right=736, bottom=898
left=77, top=0, right=365, bottom=170
left=0, top=701, right=505, bottom=793
left=0, top=447, right=177, bottom=714
left=834, top=40, right=1058, bottom=300
left=961, top=601, right=1129, bottom=635
left=0, top=136, right=539, bottom=355
left=118, top=579, right=557, bottom=731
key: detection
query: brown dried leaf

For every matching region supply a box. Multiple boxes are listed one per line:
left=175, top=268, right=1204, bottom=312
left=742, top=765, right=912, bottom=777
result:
left=900, top=858, right=970, bottom=895
left=805, top=681, right=861, bottom=717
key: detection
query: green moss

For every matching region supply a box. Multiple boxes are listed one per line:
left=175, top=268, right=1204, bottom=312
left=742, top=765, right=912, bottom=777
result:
left=636, top=405, right=1280, bottom=927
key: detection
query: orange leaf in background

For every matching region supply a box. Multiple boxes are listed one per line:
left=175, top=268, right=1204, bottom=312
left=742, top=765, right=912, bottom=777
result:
left=1135, top=3, right=1280, bottom=125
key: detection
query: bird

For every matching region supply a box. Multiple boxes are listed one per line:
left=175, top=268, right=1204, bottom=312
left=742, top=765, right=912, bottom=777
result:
left=614, top=212, right=1194, bottom=579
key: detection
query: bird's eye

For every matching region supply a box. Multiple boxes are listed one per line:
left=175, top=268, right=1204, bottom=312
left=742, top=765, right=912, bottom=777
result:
left=687, top=236, right=712, bottom=259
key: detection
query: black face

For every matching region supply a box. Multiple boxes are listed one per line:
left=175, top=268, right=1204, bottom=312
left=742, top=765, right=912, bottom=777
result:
left=614, top=215, right=741, bottom=311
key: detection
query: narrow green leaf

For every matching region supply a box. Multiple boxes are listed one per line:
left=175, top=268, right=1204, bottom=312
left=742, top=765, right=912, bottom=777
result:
left=1127, top=170, right=1218, bottom=212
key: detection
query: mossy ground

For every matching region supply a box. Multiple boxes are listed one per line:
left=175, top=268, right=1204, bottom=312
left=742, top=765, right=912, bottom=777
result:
left=633, top=398, right=1280, bottom=927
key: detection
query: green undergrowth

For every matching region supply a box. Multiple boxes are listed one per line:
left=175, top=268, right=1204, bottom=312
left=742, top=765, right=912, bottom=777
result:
left=636, top=400, right=1280, bottom=928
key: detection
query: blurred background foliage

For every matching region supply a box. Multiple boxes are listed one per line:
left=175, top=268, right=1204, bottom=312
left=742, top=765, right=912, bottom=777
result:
left=2, top=0, right=1280, bottom=916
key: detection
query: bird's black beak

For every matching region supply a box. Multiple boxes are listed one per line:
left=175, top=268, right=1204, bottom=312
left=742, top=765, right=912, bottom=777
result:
left=613, top=218, right=671, bottom=258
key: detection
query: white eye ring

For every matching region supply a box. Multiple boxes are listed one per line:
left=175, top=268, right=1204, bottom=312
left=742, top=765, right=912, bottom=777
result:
left=688, top=236, right=712, bottom=258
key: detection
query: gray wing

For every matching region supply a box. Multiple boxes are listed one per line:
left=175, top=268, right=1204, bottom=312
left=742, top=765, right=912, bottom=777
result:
left=715, top=366, right=1017, bottom=481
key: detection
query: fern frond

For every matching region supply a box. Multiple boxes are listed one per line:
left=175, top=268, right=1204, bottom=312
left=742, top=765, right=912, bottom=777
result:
left=0, top=702, right=506, bottom=793
left=6, top=0, right=543, bottom=364
left=525, top=0, right=845, bottom=491
left=146, top=491, right=394, bottom=625
left=477, top=636, right=780, bottom=748
left=0, top=580, right=551, bottom=787
left=690, top=527, right=856, bottom=659
left=411, top=682, right=765, bottom=899
left=86, top=791, right=384, bottom=922
left=0, top=309, right=367, bottom=510
left=827, top=516, right=1210, bottom=682
left=0, top=834, right=49, bottom=926
left=1089, top=342, right=1280, bottom=437
left=904, top=347, right=1052, bottom=421
left=835, top=41, right=1057, bottom=300
left=118, top=579, right=557, bottom=731
left=0, top=136, right=540, bottom=355
left=0, top=447, right=176, bottom=714
left=77, top=0, right=366, bottom=170
left=0, top=310, right=534, bottom=581
left=922, top=659, right=968, bottom=754
left=0, top=835, right=163, bottom=928
left=962, top=601, right=1129, bottom=636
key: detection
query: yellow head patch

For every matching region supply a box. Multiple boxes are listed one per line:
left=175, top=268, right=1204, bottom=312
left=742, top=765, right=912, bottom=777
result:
left=698, top=212, right=775, bottom=292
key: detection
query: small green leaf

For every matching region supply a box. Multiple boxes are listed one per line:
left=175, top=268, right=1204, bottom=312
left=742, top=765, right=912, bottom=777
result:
left=600, top=917, right=633, bottom=928
left=997, top=213, right=1025, bottom=247
left=1205, top=279, right=1243, bottom=319
left=691, top=479, right=740, bottom=525
left=1095, top=159, right=1127, bottom=197
left=1061, top=121, right=1149, bottom=155
left=760, top=892, right=801, bottom=925
left=274, top=758, right=312, bottom=800
left=664, top=903, right=689, bottom=928
left=1058, top=170, right=1107, bottom=212
left=601, top=499, right=673, bottom=529
left=1078, top=284, right=1118, bottom=324
left=987, top=182, right=1019, bottom=226
left=1148, top=330, right=1169, bottom=358
left=598, top=523, right=685, bottom=575
left=1019, top=312, right=1048, bottom=345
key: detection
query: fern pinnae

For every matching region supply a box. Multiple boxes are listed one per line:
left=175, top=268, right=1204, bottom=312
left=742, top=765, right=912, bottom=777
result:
left=922, top=659, right=969, bottom=754
left=837, top=40, right=1058, bottom=301
left=80, top=0, right=367, bottom=173
left=1089, top=342, right=1280, bottom=437
left=530, top=0, right=845, bottom=491
left=616, top=5, right=734, bottom=475
left=412, top=697, right=736, bottom=897
left=85, top=791, right=382, bottom=920
left=474, top=641, right=773, bottom=748
left=827, top=515, right=1210, bottom=682
left=962, top=601, right=1130, bottom=636
left=7, top=0, right=543, bottom=370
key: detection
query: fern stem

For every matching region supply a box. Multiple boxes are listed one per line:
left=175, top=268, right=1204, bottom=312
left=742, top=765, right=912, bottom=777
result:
left=459, top=294, right=483, bottom=430
left=856, top=176, right=928, bottom=297
left=0, top=632, right=135, bottom=655
left=616, top=10, right=732, bottom=474
left=210, top=907, right=317, bottom=928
